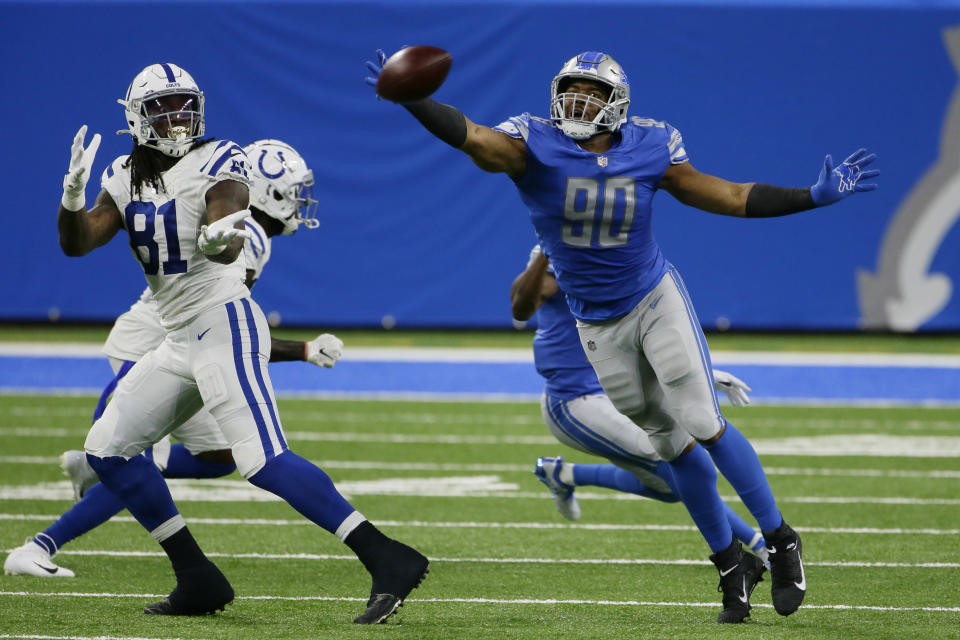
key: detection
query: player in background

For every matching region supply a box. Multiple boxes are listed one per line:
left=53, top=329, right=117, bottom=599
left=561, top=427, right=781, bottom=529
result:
left=366, top=49, right=878, bottom=622
left=513, top=245, right=767, bottom=569
left=51, top=63, right=428, bottom=624
left=5, top=138, right=345, bottom=577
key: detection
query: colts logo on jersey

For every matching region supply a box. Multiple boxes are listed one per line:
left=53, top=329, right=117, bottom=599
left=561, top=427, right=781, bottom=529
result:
left=229, top=159, right=248, bottom=178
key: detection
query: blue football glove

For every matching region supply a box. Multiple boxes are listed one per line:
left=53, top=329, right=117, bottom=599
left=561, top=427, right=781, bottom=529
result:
left=363, top=49, right=387, bottom=91
left=809, top=148, right=879, bottom=206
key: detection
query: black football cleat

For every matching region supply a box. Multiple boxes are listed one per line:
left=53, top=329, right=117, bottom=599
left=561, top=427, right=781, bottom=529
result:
left=709, top=540, right=767, bottom=624
left=764, top=520, right=806, bottom=616
left=353, top=540, right=429, bottom=624
left=144, top=561, right=234, bottom=616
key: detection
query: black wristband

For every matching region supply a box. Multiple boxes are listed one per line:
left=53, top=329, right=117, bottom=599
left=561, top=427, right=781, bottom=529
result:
left=744, top=184, right=816, bottom=218
left=403, top=99, right=468, bottom=148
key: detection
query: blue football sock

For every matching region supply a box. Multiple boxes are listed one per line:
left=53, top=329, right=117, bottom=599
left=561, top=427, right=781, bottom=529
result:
left=248, top=450, right=355, bottom=534
left=160, top=444, right=236, bottom=479
left=85, top=453, right=180, bottom=533
left=667, top=445, right=732, bottom=552
left=704, top=421, right=781, bottom=531
left=40, top=482, right=125, bottom=550
left=573, top=463, right=679, bottom=503
left=724, top=504, right=765, bottom=550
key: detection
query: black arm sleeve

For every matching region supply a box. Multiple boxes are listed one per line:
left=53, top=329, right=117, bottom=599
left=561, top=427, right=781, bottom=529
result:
left=744, top=184, right=817, bottom=218
left=403, top=99, right=468, bottom=148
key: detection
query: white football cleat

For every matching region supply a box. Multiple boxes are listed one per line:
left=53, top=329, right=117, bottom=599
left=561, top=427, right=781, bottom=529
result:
left=4, top=538, right=75, bottom=578
left=534, top=456, right=581, bottom=521
left=60, top=450, right=98, bottom=501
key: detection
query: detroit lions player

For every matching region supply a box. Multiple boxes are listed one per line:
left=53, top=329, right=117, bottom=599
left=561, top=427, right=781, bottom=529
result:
left=6, top=139, right=346, bottom=577
left=55, top=63, right=428, bottom=623
left=367, top=49, right=878, bottom=622
left=513, top=245, right=767, bottom=573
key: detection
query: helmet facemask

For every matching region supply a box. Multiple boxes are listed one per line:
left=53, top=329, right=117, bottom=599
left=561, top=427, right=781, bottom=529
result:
left=245, top=139, right=319, bottom=235
left=117, top=64, right=205, bottom=158
left=550, top=52, right=631, bottom=140
left=269, top=172, right=319, bottom=235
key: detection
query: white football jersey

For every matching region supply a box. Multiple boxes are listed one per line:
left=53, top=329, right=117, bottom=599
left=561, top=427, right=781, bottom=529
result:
left=243, top=217, right=271, bottom=281
left=101, top=288, right=164, bottom=362
left=101, top=140, right=252, bottom=330
left=103, top=221, right=273, bottom=362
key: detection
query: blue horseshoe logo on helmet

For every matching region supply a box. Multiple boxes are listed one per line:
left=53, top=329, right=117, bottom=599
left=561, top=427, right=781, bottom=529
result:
left=258, top=149, right=286, bottom=179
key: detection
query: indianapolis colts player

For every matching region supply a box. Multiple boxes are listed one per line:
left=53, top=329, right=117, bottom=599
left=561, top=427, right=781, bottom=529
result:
left=6, top=138, right=346, bottom=576
left=367, top=49, right=878, bottom=623
left=512, top=245, right=768, bottom=564
left=55, top=63, right=428, bottom=623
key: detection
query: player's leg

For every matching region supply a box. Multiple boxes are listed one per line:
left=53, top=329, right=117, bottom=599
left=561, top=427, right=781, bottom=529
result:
left=198, top=297, right=427, bottom=624
left=646, top=267, right=802, bottom=616
left=159, top=410, right=237, bottom=478
left=537, top=391, right=677, bottom=518
left=538, top=391, right=766, bottom=558
left=578, top=310, right=738, bottom=551
left=84, top=343, right=233, bottom=615
left=4, top=358, right=139, bottom=577
left=580, top=302, right=765, bottom=623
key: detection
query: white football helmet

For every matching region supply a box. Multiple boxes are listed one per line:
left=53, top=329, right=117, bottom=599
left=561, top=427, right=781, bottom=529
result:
left=244, top=139, right=319, bottom=235
left=550, top=52, right=630, bottom=140
left=117, top=63, right=205, bottom=158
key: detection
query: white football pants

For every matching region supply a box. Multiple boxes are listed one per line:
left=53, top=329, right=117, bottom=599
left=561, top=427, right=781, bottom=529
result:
left=576, top=267, right=725, bottom=461
left=86, top=297, right=286, bottom=477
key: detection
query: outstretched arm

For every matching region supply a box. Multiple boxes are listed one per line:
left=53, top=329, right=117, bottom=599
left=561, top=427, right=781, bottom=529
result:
left=511, top=245, right=560, bottom=321
left=660, top=149, right=878, bottom=218
left=366, top=50, right=526, bottom=178
left=58, top=126, right=123, bottom=256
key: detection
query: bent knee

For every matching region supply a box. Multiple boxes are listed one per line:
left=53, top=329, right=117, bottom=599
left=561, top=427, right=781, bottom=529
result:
left=680, top=405, right=724, bottom=442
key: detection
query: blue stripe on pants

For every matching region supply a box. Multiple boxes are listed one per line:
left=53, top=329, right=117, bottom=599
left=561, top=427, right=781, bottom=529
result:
left=240, top=298, right=287, bottom=451
left=225, top=301, right=275, bottom=461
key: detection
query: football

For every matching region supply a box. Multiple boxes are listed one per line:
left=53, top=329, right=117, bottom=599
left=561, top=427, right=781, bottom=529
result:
left=376, top=46, right=452, bottom=104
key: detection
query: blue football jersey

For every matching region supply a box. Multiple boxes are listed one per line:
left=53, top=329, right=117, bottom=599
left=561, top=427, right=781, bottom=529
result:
left=495, top=114, right=688, bottom=322
left=533, top=267, right=604, bottom=399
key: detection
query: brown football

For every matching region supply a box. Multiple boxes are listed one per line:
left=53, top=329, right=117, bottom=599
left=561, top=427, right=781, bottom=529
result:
left=376, top=46, right=452, bottom=104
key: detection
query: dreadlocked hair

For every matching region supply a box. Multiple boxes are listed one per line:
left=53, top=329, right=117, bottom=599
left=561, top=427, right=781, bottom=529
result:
left=124, top=137, right=216, bottom=199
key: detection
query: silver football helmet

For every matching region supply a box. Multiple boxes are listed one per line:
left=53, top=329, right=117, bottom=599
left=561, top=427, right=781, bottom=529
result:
left=550, top=52, right=630, bottom=140
left=117, top=63, right=204, bottom=158
left=244, top=139, right=319, bottom=235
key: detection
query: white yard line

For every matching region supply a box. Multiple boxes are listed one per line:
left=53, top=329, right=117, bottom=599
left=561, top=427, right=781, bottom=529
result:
left=1, top=513, right=957, bottom=535
left=1, top=478, right=958, bottom=505
left=0, top=591, right=957, bottom=614
left=4, top=456, right=960, bottom=478
left=4, top=427, right=960, bottom=457
left=1, top=550, right=957, bottom=569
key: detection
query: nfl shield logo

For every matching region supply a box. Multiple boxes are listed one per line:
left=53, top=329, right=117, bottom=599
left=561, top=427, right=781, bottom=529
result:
left=597, top=156, right=608, bottom=167
left=587, top=340, right=597, bottom=351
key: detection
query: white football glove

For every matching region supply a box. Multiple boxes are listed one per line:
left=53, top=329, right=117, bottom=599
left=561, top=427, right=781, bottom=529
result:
left=62, top=125, right=102, bottom=211
left=713, top=369, right=752, bottom=408
left=306, top=334, right=344, bottom=368
left=198, top=209, right=252, bottom=255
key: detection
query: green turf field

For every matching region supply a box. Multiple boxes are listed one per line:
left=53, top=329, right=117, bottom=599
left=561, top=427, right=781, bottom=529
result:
left=1, top=395, right=958, bottom=639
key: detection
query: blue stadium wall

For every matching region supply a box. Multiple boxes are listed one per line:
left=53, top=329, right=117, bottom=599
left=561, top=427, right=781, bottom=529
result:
left=3, top=1, right=960, bottom=331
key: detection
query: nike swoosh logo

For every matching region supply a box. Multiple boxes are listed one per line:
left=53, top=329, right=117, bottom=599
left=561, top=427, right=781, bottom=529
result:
left=794, top=556, right=806, bottom=591
left=197, top=328, right=212, bottom=341
left=650, top=294, right=664, bottom=309
left=738, top=577, right=748, bottom=604
left=32, top=561, right=58, bottom=575
left=719, top=565, right=737, bottom=577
